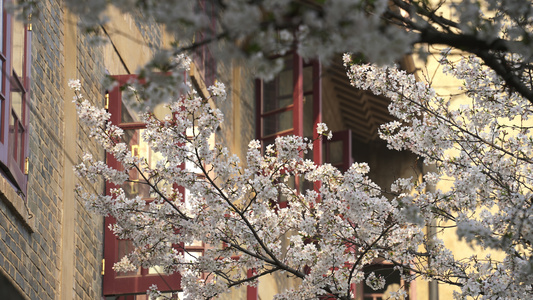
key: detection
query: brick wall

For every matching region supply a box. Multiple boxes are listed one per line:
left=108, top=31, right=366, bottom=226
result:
left=1, top=1, right=58, bottom=299
left=0, top=1, right=105, bottom=299
left=73, top=12, right=106, bottom=300
left=0, top=1, right=65, bottom=299
left=0, top=3, right=256, bottom=299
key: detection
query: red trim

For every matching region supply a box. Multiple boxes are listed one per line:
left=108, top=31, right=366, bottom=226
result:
left=114, top=74, right=142, bottom=85
left=0, top=10, right=30, bottom=192
left=246, top=269, right=258, bottom=300
left=0, top=7, right=6, bottom=146
left=292, top=54, right=303, bottom=138
left=260, top=128, right=298, bottom=140
left=0, top=95, right=4, bottom=147
left=0, top=9, right=11, bottom=165
left=312, top=61, right=322, bottom=193
left=350, top=283, right=357, bottom=299
left=292, top=55, right=303, bottom=191
left=22, top=19, right=31, bottom=179
left=103, top=216, right=182, bottom=295
left=256, top=54, right=305, bottom=146
left=255, top=78, right=262, bottom=141
left=103, top=74, right=186, bottom=296
left=256, top=55, right=323, bottom=205
left=260, top=104, right=294, bottom=117
left=323, top=130, right=352, bottom=173
left=118, top=122, right=147, bottom=130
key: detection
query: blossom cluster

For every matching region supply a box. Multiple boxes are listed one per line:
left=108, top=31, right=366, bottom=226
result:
left=30, top=0, right=528, bottom=95
left=56, top=0, right=419, bottom=81
left=23, top=0, right=533, bottom=297
left=71, top=62, right=424, bottom=299
left=345, top=52, right=533, bottom=299
left=70, top=51, right=533, bottom=299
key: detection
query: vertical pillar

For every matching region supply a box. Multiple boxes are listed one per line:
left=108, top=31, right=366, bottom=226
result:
left=247, top=269, right=258, bottom=300
left=293, top=54, right=303, bottom=137
left=60, top=10, right=78, bottom=300
left=312, top=61, right=322, bottom=165
left=232, top=62, right=243, bottom=159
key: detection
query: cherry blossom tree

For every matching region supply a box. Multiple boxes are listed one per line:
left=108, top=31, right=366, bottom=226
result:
left=71, top=61, right=425, bottom=299
left=29, top=0, right=533, bottom=298
left=70, top=47, right=533, bottom=299
left=345, top=52, right=533, bottom=299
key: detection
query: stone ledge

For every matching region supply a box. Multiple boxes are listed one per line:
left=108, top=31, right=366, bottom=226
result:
left=0, top=176, right=36, bottom=233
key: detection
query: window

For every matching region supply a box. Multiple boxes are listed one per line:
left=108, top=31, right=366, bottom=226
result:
left=103, top=75, right=205, bottom=296
left=193, top=0, right=216, bottom=88
left=255, top=54, right=322, bottom=203
left=323, top=129, right=353, bottom=173
left=256, top=56, right=360, bottom=300
left=362, top=264, right=406, bottom=300
left=256, top=54, right=322, bottom=156
left=0, top=2, right=31, bottom=193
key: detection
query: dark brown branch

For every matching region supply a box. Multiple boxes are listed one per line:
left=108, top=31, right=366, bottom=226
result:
left=474, top=49, right=533, bottom=105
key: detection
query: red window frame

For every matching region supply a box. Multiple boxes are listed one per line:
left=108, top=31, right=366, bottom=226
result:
left=255, top=54, right=322, bottom=204
left=256, top=57, right=360, bottom=299
left=323, top=129, right=353, bottom=173
left=246, top=269, right=258, bottom=300
left=193, top=0, right=216, bottom=87
left=103, top=75, right=191, bottom=296
left=0, top=3, right=31, bottom=193
left=254, top=55, right=322, bottom=297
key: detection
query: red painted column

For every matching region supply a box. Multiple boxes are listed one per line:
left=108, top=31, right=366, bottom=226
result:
left=247, top=269, right=258, bottom=300
left=293, top=54, right=304, bottom=138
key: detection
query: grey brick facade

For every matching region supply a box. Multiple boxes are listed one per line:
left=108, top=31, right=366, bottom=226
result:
left=0, top=1, right=107, bottom=299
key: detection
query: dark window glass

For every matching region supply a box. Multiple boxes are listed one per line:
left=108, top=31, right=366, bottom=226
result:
left=263, top=110, right=293, bottom=136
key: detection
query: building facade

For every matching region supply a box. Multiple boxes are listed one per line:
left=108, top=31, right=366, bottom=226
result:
left=0, top=1, right=440, bottom=299
left=1, top=1, right=103, bottom=299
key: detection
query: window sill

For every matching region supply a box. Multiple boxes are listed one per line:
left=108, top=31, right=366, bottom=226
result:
left=0, top=176, right=35, bottom=233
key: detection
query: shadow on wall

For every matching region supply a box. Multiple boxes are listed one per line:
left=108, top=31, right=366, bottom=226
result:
left=353, top=139, right=420, bottom=192
left=0, top=272, right=25, bottom=300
